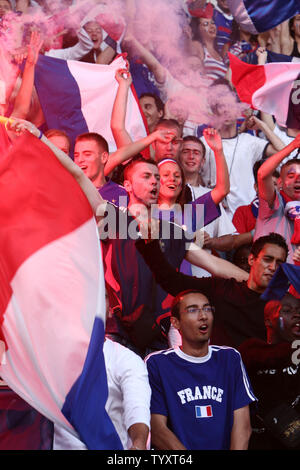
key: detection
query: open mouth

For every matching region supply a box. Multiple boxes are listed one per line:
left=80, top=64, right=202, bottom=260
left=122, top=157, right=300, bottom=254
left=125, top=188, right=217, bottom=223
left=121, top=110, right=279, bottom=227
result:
left=199, top=324, right=208, bottom=334
left=292, top=321, right=300, bottom=334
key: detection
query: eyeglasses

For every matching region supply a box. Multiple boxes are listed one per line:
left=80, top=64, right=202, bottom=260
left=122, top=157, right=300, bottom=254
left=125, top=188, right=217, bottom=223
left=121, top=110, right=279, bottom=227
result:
left=184, top=305, right=215, bottom=315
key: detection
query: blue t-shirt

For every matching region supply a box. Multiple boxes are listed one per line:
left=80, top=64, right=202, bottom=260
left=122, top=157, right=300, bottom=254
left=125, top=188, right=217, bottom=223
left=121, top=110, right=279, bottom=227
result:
left=98, top=179, right=128, bottom=206
left=213, top=8, right=233, bottom=53
left=146, top=346, right=256, bottom=450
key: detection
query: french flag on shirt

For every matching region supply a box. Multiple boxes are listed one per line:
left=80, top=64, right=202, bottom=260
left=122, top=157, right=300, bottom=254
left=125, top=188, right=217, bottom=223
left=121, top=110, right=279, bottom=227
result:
left=195, top=405, right=213, bottom=418
left=34, top=54, right=148, bottom=154
left=229, top=53, right=300, bottom=129
left=0, top=133, right=123, bottom=449
left=227, top=0, right=300, bottom=34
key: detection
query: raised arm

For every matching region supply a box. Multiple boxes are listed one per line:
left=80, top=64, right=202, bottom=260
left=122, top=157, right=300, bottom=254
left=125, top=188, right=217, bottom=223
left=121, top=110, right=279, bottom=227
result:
left=110, top=67, right=134, bottom=148
left=104, top=128, right=176, bottom=176
left=185, top=242, right=249, bottom=281
left=257, top=134, right=300, bottom=206
left=202, top=127, right=229, bottom=205
left=8, top=118, right=104, bottom=214
left=280, top=20, right=293, bottom=56
left=122, top=33, right=166, bottom=85
left=246, top=115, right=286, bottom=153
left=11, top=31, right=43, bottom=120
left=135, top=236, right=248, bottom=301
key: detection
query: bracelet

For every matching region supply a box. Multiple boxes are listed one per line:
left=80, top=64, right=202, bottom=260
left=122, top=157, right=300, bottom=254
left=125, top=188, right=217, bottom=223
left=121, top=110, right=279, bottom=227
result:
left=38, top=129, right=43, bottom=139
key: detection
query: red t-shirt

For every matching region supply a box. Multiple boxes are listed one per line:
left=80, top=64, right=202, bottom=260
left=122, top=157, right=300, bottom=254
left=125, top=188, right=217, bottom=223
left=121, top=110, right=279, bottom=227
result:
left=232, top=204, right=256, bottom=234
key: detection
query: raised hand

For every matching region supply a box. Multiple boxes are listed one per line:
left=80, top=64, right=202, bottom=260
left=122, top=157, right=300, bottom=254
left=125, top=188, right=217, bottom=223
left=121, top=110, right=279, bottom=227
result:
left=5, top=117, right=40, bottom=138
left=203, top=127, right=223, bottom=152
left=26, top=30, right=43, bottom=66
left=115, top=67, right=132, bottom=86
left=293, top=132, right=300, bottom=149
left=256, top=46, right=267, bottom=65
left=154, top=128, right=177, bottom=144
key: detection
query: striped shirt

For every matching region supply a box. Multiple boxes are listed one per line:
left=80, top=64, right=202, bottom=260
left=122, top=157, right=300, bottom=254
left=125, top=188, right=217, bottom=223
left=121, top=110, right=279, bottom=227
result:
left=203, top=47, right=228, bottom=81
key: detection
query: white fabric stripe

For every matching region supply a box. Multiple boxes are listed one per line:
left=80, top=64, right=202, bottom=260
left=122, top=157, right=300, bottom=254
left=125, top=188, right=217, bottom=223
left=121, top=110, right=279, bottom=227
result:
left=0, top=218, right=102, bottom=432
left=239, top=356, right=257, bottom=402
left=227, top=0, right=258, bottom=34
left=252, top=63, right=300, bottom=127
left=211, top=345, right=256, bottom=402
left=67, top=56, right=147, bottom=153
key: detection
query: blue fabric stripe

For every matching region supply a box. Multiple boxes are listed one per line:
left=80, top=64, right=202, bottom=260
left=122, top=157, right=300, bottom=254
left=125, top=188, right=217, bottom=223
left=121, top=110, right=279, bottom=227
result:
left=34, top=55, right=89, bottom=156
left=243, top=0, right=300, bottom=33
left=61, top=317, right=123, bottom=450
left=261, top=264, right=300, bottom=301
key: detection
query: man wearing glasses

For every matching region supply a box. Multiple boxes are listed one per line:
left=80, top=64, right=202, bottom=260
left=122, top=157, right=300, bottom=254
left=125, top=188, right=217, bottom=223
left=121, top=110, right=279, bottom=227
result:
left=145, top=289, right=256, bottom=450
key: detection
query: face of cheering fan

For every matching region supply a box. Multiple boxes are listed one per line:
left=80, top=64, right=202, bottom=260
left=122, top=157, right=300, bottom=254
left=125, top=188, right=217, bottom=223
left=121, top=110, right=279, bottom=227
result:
left=279, top=163, right=300, bottom=201
left=158, top=160, right=183, bottom=205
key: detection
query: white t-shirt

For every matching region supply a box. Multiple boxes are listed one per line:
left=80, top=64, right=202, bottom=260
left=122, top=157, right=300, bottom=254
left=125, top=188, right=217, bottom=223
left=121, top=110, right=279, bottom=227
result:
left=200, top=132, right=269, bottom=219
left=187, top=184, right=237, bottom=278
left=53, top=338, right=151, bottom=450
left=273, top=124, right=299, bottom=166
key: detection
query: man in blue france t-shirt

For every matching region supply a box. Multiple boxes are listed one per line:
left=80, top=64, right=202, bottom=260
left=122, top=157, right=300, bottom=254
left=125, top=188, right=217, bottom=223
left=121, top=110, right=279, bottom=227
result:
left=145, top=289, right=256, bottom=450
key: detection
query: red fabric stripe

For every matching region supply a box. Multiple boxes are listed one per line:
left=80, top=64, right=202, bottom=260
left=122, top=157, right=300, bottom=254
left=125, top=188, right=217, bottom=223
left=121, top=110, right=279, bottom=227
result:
left=218, top=26, right=232, bottom=34
left=206, top=406, right=212, bottom=417
left=229, top=53, right=266, bottom=107
left=0, top=133, right=93, bottom=334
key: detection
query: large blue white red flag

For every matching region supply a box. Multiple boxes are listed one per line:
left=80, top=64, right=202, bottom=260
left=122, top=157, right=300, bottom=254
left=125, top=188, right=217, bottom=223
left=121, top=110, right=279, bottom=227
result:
left=227, top=0, right=300, bottom=34
left=229, top=53, right=300, bottom=129
left=0, top=132, right=123, bottom=450
left=34, top=54, right=147, bottom=153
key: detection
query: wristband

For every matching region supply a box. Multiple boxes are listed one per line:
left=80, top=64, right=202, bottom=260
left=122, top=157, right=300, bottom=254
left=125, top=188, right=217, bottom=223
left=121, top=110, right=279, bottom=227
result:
left=38, top=129, right=43, bottom=139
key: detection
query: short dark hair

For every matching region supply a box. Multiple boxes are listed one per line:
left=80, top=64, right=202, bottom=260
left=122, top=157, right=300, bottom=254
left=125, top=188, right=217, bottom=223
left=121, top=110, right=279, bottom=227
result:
left=123, top=154, right=158, bottom=181
left=253, top=160, right=280, bottom=184
left=75, top=132, right=109, bottom=153
left=139, top=93, right=165, bottom=114
left=280, top=158, right=300, bottom=174
left=155, top=118, right=182, bottom=136
left=44, top=128, right=71, bottom=148
left=171, top=289, right=212, bottom=319
left=182, top=135, right=206, bottom=158
left=250, top=233, right=288, bottom=259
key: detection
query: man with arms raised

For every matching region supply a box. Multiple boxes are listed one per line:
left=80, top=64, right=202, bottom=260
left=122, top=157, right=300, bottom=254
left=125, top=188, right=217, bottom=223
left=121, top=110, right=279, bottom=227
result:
left=136, top=232, right=288, bottom=348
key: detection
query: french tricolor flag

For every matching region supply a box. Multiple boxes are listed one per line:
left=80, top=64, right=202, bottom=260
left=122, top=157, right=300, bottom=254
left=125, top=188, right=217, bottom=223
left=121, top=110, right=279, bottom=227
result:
left=195, top=405, right=213, bottom=418
left=227, top=0, right=300, bottom=34
left=229, top=53, right=300, bottom=129
left=34, top=54, right=147, bottom=154
left=0, top=133, right=123, bottom=449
